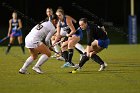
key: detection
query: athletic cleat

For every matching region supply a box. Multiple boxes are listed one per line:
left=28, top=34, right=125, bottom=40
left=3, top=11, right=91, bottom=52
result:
left=69, top=62, right=75, bottom=68
left=32, top=67, right=43, bottom=74
left=77, top=67, right=82, bottom=71
left=98, top=62, right=107, bottom=71
left=56, top=56, right=65, bottom=61
left=19, top=69, right=29, bottom=74
left=104, top=62, right=108, bottom=66
left=72, top=64, right=79, bottom=68
left=61, top=62, right=72, bottom=68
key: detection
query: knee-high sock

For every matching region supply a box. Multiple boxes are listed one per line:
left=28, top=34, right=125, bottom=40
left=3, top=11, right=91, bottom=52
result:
left=6, top=43, right=12, bottom=54
left=34, top=54, right=49, bottom=67
left=20, top=43, right=25, bottom=54
left=62, top=51, right=68, bottom=62
left=21, top=56, right=34, bottom=70
left=75, top=43, right=85, bottom=54
left=91, top=54, right=104, bottom=65
left=79, top=53, right=89, bottom=68
left=68, top=49, right=74, bottom=63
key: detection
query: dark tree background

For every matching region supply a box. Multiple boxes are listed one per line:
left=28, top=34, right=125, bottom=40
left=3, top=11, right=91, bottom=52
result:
left=0, top=0, right=140, bottom=44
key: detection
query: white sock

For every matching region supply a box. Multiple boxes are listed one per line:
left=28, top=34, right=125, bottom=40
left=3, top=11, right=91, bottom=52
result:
left=54, top=44, right=60, bottom=53
left=75, top=43, right=85, bottom=53
left=21, top=56, right=34, bottom=70
left=34, top=54, right=49, bottom=67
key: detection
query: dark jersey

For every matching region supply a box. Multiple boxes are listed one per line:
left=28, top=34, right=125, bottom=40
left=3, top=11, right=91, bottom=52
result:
left=86, top=22, right=108, bottom=46
left=11, top=19, right=19, bottom=31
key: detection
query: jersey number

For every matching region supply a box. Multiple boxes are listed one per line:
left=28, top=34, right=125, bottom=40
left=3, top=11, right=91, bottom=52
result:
left=36, top=24, right=43, bottom=30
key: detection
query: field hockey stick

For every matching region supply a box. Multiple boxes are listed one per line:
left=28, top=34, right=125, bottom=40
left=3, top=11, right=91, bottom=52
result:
left=52, top=36, right=67, bottom=47
left=0, top=32, right=15, bottom=43
left=49, top=46, right=60, bottom=54
left=0, top=36, right=9, bottom=43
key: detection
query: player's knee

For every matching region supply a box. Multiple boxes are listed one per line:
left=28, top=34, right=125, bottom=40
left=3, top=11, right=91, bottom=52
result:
left=46, top=51, right=51, bottom=57
left=32, top=55, right=38, bottom=60
left=61, top=43, right=67, bottom=49
left=68, top=41, right=74, bottom=48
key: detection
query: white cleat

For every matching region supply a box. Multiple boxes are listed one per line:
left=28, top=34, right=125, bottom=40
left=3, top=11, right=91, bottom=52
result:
left=72, top=64, right=79, bottom=68
left=32, top=67, right=43, bottom=74
left=98, top=62, right=107, bottom=71
left=19, top=68, right=29, bottom=74
left=104, top=62, right=108, bottom=66
left=77, top=67, right=82, bottom=71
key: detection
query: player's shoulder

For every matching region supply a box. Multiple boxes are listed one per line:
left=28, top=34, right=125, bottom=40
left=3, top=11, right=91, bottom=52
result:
left=65, top=15, right=73, bottom=20
left=18, top=19, right=21, bottom=22
left=9, top=19, right=12, bottom=22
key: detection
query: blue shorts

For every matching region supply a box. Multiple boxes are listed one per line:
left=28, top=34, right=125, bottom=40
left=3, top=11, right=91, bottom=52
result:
left=11, top=30, right=22, bottom=37
left=98, top=39, right=110, bottom=48
left=74, top=29, right=83, bottom=40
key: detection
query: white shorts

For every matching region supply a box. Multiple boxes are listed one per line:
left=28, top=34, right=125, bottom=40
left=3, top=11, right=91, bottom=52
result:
left=25, top=35, right=42, bottom=48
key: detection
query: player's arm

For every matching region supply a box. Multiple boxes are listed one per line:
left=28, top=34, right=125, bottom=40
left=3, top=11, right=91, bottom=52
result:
left=52, top=22, right=61, bottom=45
left=86, top=29, right=93, bottom=57
left=7, top=19, right=12, bottom=36
left=66, top=16, right=76, bottom=37
left=71, top=16, right=77, bottom=23
left=17, top=19, right=22, bottom=30
left=45, top=30, right=56, bottom=47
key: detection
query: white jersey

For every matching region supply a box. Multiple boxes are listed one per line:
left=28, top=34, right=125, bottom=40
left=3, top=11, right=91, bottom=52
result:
left=25, top=21, right=55, bottom=48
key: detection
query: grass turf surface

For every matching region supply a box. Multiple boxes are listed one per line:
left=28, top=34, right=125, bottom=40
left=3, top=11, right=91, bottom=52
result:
left=0, top=44, right=140, bottom=93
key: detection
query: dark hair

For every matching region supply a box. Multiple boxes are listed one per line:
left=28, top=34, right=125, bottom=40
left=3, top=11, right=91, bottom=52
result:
left=51, top=14, right=58, bottom=20
left=79, top=18, right=88, bottom=23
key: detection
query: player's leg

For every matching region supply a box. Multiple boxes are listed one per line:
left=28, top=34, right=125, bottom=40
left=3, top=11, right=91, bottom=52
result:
left=18, top=36, right=25, bottom=54
left=51, top=35, right=64, bottom=61
left=60, top=41, right=70, bottom=67
left=75, top=43, right=85, bottom=60
left=5, top=37, right=15, bottom=54
left=51, top=35, right=60, bottom=58
left=90, top=40, right=107, bottom=71
left=32, top=42, right=51, bottom=74
left=67, top=36, right=80, bottom=65
left=19, top=48, right=38, bottom=74
left=72, top=45, right=93, bottom=71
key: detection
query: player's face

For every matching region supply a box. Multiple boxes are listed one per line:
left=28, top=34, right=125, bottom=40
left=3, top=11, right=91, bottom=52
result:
left=52, top=19, right=58, bottom=27
left=56, top=12, right=63, bottom=21
left=46, top=9, right=53, bottom=17
left=79, top=21, right=87, bottom=30
left=12, top=13, right=17, bottom=19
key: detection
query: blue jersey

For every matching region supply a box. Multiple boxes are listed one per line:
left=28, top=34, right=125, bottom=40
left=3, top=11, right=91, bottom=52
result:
left=59, top=16, right=71, bottom=34
left=59, top=16, right=83, bottom=40
left=11, top=19, right=22, bottom=37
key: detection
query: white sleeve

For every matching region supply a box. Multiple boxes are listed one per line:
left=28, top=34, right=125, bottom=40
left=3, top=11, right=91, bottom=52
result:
left=45, top=30, right=56, bottom=45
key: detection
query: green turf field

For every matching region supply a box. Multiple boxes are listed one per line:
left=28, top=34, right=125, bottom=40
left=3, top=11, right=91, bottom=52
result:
left=0, top=44, right=140, bottom=93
